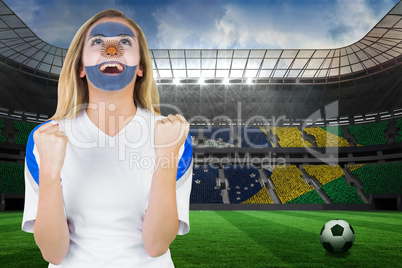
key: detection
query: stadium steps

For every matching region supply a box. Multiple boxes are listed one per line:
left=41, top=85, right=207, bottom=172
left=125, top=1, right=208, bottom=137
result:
left=261, top=126, right=276, bottom=147
left=341, top=125, right=356, bottom=147
left=219, top=168, right=230, bottom=204
left=300, top=167, right=332, bottom=204
left=387, top=118, right=397, bottom=143
left=3, top=117, right=15, bottom=143
left=384, top=125, right=392, bottom=144
left=301, top=130, right=317, bottom=147
left=233, top=126, right=241, bottom=147
left=258, top=168, right=280, bottom=204
left=344, top=168, right=369, bottom=203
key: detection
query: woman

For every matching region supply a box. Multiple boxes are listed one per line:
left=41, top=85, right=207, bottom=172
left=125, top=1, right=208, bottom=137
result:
left=22, top=9, right=193, bottom=267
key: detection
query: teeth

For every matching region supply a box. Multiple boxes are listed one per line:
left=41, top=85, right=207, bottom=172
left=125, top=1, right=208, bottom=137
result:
left=99, top=63, right=124, bottom=72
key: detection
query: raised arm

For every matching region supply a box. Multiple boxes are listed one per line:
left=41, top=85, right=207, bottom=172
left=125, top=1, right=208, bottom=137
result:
left=142, top=114, right=190, bottom=257
left=32, top=122, right=70, bottom=265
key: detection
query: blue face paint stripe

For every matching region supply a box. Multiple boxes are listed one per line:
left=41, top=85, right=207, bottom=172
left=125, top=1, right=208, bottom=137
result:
left=85, top=63, right=137, bottom=91
left=26, top=120, right=52, bottom=186
left=176, top=132, right=193, bottom=181
left=89, top=21, right=135, bottom=38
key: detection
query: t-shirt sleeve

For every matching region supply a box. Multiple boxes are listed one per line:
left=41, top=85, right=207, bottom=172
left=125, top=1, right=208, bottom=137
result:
left=21, top=120, right=57, bottom=233
left=175, top=132, right=193, bottom=235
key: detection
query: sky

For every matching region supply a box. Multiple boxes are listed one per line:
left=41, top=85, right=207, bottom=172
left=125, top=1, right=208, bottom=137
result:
left=3, top=0, right=400, bottom=50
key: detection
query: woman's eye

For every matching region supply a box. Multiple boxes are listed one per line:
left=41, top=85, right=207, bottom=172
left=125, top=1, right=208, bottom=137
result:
left=120, top=39, right=132, bottom=46
left=92, top=39, right=103, bottom=45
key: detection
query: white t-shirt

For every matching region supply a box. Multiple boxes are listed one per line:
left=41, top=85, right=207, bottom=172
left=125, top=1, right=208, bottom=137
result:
left=22, top=106, right=193, bottom=268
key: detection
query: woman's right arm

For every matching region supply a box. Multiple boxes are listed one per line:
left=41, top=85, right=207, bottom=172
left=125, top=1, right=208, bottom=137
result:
left=33, top=122, right=70, bottom=265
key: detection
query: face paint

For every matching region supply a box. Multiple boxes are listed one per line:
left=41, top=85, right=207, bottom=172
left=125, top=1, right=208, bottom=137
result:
left=85, top=64, right=137, bottom=91
left=101, top=40, right=124, bottom=59
left=83, top=21, right=139, bottom=91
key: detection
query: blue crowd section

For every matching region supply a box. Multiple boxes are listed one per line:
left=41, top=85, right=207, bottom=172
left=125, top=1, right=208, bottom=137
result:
left=239, top=127, right=271, bottom=148
left=203, top=127, right=235, bottom=144
left=223, top=165, right=263, bottom=203
left=190, top=165, right=223, bottom=204
left=189, top=128, right=199, bottom=137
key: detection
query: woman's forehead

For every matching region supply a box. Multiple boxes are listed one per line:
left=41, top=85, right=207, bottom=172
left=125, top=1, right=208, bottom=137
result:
left=87, top=18, right=136, bottom=39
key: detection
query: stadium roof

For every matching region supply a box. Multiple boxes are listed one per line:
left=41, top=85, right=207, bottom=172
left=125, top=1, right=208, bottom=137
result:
left=0, top=0, right=401, bottom=84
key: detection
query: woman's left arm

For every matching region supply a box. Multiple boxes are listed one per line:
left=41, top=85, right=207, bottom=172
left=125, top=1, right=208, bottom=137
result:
left=142, top=114, right=189, bottom=258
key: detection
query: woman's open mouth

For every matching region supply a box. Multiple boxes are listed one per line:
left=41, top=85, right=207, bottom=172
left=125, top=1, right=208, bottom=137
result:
left=99, top=62, right=125, bottom=75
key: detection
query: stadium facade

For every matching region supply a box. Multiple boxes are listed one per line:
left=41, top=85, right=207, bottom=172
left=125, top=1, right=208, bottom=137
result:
left=0, top=0, right=401, bottom=211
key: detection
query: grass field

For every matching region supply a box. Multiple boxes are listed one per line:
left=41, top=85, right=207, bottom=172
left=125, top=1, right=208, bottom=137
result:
left=1, top=210, right=401, bottom=267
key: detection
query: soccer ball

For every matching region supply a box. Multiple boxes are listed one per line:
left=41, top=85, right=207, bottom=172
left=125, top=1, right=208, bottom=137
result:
left=320, top=219, right=355, bottom=253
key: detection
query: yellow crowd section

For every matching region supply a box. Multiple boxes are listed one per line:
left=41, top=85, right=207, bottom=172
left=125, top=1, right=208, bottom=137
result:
left=303, top=165, right=344, bottom=185
left=348, top=164, right=365, bottom=172
left=303, top=127, right=350, bottom=147
left=270, top=127, right=312, bottom=147
left=242, top=187, right=273, bottom=204
left=270, top=165, right=314, bottom=203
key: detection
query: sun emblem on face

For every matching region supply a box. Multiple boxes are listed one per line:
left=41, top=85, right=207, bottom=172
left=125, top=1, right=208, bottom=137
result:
left=100, top=40, right=124, bottom=59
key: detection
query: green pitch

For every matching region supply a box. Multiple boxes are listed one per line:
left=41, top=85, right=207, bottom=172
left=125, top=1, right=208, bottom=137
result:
left=1, top=210, right=401, bottom=267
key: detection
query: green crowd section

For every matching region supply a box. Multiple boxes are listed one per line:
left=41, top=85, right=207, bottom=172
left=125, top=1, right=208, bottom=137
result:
left=0, top=118, right=7, bottom=142
left=321, top=176, right=364, bottom=204
left=13, top=120, right=39, bottom=145
left=286, top=189, right=325, bottom=204
left=0, top=162, right=24, bottom=194
left=300, top=165, right=364, bottom=204
left=396, top=118, right=402, bottom=142
left=321, top=126, right=344, bottom=138
left=351, top=162, right=402, bottom=195
left=348, top=121, right=388, bottom=146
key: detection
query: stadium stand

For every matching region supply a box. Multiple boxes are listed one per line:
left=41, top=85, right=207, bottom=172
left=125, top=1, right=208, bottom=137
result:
left=303, top=165, right=344, bottom=185
left=240, top=127, right=272, bottom=148
left=223, top=165, right=264, bottom=204
left=321, top=126, right=345, bottom=138
left=189, top=128, right=199, bottom=146
left=242, top=187, right=273, bottom=204
left=270, top=127, right=312, bottom=147
left=0, top=162, right=24, bottom=194
left=348, top=121, right=388, bottom=146
left=0, top=118, right=7, bottom=142
left=303, top=127, right=350, bottom=147
left=190, top=165, right=222, bottom=204
left=203, top=127, right=236, bottom=148
left=270, top=165, right=315, bottom=203
left=286, top=189, right=325, bottom=204
left=303, top=165, right=364, bottom=204
left=13, top=120, right=39, bottom=145
left=321, top=176, right=365, bottom=204
left=348, top=164, right=365, bottom=172
left=396, top=118, right=402, bottom=143
left=351, top=162, right=402, bottom=195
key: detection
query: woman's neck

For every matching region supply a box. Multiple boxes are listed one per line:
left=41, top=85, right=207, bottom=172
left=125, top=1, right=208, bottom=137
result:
left=85, top=87, right=137, bottom=137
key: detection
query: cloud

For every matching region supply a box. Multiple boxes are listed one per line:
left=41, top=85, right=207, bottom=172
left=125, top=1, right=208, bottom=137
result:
left=5, top=0, right=397, bottom=49
left=151, top=0, right=396, bottom=49
left=324, top=0, right=394, bottom=46
left=151, top=0, right=226, bottom=49
left=4, top=0, right=136, bottom=48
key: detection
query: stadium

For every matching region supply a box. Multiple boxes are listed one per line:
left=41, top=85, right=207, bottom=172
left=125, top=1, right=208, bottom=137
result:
left=0, top=0, right=401, bottom=267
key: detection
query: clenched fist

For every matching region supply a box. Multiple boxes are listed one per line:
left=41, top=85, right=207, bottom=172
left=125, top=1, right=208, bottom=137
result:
left=154, top=114, right=189, bottom=159
left=33, top=122, right=68, bottom=178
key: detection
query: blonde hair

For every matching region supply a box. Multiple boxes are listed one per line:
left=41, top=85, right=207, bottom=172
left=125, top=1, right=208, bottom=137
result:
left=50, top=9, right=160, bottom=120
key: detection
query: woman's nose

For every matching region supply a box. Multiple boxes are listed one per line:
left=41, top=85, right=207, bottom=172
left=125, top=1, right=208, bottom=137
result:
left=101, top=40, right=124, bottom=59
